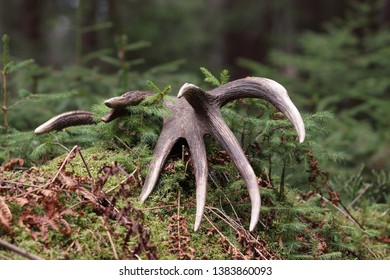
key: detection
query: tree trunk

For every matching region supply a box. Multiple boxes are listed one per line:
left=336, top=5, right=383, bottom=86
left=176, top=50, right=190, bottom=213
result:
left=380, top=0, right=390, bottom=26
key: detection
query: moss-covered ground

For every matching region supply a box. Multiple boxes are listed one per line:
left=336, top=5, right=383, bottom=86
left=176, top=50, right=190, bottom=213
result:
left=0, top=146, right=388, bottom=260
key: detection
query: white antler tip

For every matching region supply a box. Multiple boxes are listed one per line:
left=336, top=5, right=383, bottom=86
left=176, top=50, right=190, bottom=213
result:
left=177, top=83, right=199, bottom=98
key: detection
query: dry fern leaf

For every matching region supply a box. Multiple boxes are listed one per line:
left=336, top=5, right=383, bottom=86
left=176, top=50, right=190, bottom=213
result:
left=0, top=197, right=13, bottom=232
left=8, top=197, right=29, bottom=207
left=0, top=158, right=24, bottom=171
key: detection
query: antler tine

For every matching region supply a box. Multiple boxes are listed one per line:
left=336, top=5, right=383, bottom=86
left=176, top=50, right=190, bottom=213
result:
left=178, top=84, right=261, bottom=231
left=34, top=111, right=95, bottom=134
left=185, top=130, right=208, bottom=231
left=104, top=91, right=154, bottom=108
left=140, top=123, right=181, bottom=202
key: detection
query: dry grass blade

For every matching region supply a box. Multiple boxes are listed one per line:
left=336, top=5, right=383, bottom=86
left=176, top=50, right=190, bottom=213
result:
left=203, top=214, right=246, bottom=259
left=205, top=206, right=279, bottom=260
left=99, top=216, right=119, bottom=260
left=77, top=148, right=94, bottom=184
left=106, top=167, right=139, bottom=194
left=50, top=145, right=79, bottom=184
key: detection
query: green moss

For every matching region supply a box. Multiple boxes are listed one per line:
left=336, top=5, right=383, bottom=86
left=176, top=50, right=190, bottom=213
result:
left=1, top=117, right=389, bottom=260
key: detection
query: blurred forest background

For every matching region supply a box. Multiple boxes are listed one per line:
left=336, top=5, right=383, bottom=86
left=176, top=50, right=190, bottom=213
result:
left=0, top=0, right=389, bottom=260
left=3, top=0, right=388, bottom=74
left=1, top=0, right=390, bottom=172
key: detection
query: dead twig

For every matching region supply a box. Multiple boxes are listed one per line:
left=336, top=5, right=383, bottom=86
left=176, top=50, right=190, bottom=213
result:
left=315, top=193, right=366, bottom=231
left=106, top=167, right=139, bottom=194
left=139, top=204, right=176, bottom=211
left=50, top=145, right=79, bottom=184
left=206, top=206, right=241, bottom=230
left=205, top=206, right=279, bottom=260
left=203, top=214, right=246, bottom=259
left=77, top=148, right=94, bottom=185
left=0, top=239, right=43, bottom=260
left=99, top=216, right=119, bottom=260
left=348, top=183, right=373, bottom=209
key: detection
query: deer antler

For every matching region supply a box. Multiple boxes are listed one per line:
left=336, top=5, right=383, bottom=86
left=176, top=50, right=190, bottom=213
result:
left=34, top=77, right=305, bottom=231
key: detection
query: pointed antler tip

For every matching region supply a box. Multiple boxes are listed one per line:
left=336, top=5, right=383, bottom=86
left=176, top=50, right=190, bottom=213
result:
left=177, top=83, right=200, bottom=98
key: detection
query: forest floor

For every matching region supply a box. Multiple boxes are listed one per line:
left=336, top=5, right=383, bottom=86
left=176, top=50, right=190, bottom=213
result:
left=0, top=145, right=389, bottom=260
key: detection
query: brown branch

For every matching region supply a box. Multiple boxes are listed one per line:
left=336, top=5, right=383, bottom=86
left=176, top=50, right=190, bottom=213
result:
left=0, top=239, right=43, bottom=260
left=0, top=179, right=41, bottom=189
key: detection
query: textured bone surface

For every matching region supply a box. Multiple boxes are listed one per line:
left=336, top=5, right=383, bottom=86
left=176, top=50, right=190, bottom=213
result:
left=34, top=111, right=95, bottom=134
left=102, top=77, right=305, bottom=231
left=34, top=77, right=305, bottom=231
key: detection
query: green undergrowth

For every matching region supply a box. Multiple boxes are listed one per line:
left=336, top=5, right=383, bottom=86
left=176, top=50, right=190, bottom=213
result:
left=1, top=69, right=388, bottom=260
left=1, top=145, right=388, bottom=260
